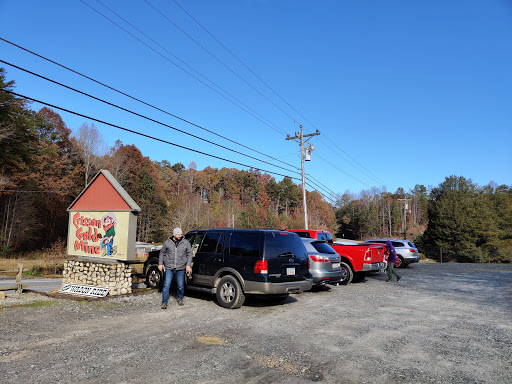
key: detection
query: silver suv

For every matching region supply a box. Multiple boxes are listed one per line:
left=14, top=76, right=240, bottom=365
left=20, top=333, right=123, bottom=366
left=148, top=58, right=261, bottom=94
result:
left=364, top=238, right=419, bottom=268
left=301, top=238, right=342, bottom=286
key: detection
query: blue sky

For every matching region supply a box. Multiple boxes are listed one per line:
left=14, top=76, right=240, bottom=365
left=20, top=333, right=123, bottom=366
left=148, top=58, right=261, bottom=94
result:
left=1, top=0, right=511, bottom=202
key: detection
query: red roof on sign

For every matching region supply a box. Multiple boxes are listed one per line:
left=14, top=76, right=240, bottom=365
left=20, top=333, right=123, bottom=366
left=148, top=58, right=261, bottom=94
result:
left=68, top=170, right=141, bottom=212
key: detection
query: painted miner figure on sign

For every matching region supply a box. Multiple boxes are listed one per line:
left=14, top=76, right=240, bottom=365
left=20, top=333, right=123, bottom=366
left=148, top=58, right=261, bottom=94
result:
left=100, top=212, right=117, bottom=256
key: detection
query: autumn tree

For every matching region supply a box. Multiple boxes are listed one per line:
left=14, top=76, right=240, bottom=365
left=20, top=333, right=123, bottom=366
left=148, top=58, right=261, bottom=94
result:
left=132, top=169, right=166, bottom=242
left=74, top=122, right=107, bottom=186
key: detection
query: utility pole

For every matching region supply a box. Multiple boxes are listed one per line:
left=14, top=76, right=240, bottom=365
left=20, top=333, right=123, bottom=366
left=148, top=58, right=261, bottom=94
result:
left=397, top=198, right=411, bottom=240
left=286, top=125, right=320, bottom=229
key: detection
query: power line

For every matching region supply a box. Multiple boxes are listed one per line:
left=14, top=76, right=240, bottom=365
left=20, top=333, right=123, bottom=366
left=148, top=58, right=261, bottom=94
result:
left=320, top=135, right=389, bottom=187
left=87, top=1, right=388, bottom=191
left=1, top=89, right=301, bottom=182
left=315, top=153, right=372, bottom=188
left=306, top=132, right=391, bottom=189
left=0, top=190, right=66, bottom=194
left=141, top=0, right=301, bottom=125
left=0, top=59, right=300, bottom=176
left=304, top=183, right=338, bottom=206
left=78, top=0, right=288, bottom=136
left=169, top=0, right=391, bottom=190
left=304, top=177, right=337, bottom=203
left=307, top=174, right=338, bottom=197
left=0, top=37, right=296, bottom=170
left=171, top=0, right=306, bottom=127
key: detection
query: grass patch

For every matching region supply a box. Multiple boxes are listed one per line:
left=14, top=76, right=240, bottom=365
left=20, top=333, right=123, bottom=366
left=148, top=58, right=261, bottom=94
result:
left=1, top=300, right=60, bottom=309
left=0, top=255, right=67, bottom=278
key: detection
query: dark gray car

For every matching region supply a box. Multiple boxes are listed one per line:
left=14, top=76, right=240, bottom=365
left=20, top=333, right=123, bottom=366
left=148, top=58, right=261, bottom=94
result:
left=301, top=238, right=342, bottom=286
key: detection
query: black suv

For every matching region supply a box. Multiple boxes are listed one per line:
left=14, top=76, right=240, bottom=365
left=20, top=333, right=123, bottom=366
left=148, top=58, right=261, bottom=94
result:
left=144, top=228, right=312, bottom=309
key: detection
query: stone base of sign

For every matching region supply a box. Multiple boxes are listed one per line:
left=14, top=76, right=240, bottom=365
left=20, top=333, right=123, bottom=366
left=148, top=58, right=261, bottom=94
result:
left=62, top=259, right=132, bottom=296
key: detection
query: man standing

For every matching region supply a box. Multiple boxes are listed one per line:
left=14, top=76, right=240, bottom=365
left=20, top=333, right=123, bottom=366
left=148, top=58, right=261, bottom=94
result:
left=159, top=228, right=193, bottom=309
left=385, top=240, right=402, bottom=282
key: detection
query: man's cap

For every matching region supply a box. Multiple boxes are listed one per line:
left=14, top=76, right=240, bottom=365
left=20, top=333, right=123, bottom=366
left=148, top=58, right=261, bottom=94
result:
left=173, top=228, right=183, bottom=236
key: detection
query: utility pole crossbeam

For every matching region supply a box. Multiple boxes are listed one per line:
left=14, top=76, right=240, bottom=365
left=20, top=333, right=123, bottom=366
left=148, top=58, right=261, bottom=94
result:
left=286, top=125, right=320, bottom=229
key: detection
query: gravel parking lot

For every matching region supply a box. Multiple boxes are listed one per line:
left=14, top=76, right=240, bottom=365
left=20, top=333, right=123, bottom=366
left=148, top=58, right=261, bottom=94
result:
left=1, top=263, right=511, bottom=384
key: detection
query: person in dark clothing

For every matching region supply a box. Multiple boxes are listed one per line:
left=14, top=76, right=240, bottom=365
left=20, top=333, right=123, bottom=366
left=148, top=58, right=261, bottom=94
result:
left=385, top=240, right=401, bottom=282
left=158, top=228, right=193, bottom=309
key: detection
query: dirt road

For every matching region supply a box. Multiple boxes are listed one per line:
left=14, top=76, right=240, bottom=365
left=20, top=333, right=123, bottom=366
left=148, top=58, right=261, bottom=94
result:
left=1, top=263, right=511, bottom=383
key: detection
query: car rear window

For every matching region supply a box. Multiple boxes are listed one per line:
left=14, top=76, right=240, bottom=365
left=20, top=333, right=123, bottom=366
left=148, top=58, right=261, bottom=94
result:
left=311, top=241, right=336, bottom=254
left=229, top=232, right=262, bottom=257
left=265, top=232, right=307, bottom=259
left=294, top=232, right=311, bottom=238
left=407, top=241, right=416, bottom=248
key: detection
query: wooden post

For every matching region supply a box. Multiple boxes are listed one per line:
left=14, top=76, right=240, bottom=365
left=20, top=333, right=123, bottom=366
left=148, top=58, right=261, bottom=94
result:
left=16, top=263, right=23, bottom=294
left=439, top=248, right=443, bottom=264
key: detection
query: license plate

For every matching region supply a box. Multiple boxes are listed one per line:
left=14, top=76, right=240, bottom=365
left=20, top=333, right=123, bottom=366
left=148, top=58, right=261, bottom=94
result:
left=286, top=267, right=295, bottom=275
left=332, top=263, right=340, bottom=269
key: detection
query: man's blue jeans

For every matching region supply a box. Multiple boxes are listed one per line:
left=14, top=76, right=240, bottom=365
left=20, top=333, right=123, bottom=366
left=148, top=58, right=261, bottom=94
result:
left=162, top=268, right=185, bottom=304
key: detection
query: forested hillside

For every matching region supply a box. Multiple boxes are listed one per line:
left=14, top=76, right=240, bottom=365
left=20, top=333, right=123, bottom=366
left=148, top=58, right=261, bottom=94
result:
left=1, top=69, right=511, bottom=261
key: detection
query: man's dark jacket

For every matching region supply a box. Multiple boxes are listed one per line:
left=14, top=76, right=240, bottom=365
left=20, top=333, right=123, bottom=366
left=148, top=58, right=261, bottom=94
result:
left=159, top=237, right=193, bottom=270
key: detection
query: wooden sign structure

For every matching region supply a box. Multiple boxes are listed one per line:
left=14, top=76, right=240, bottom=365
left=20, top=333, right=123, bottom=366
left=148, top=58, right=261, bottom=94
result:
left=66, top=170, right=141, bottom=261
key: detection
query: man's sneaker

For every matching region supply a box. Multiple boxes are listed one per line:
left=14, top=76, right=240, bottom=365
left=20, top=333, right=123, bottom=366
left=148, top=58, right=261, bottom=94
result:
left=397, top=276, right=401, bottom=282
left=177, top=299, right=184, bottom=306
left=161, top=303, right=167, bottom=309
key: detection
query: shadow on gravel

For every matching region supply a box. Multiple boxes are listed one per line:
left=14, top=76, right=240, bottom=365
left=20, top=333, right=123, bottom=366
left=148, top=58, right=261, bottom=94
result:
left=243, top=294, right=299, bottom=307
left=181, top=287, right=300, bottom=308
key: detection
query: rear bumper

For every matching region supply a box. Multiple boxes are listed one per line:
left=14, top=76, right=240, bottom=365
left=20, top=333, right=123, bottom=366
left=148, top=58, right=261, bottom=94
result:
left=244, top=279, right=313, bottom=294
left=362, top=262, right=386, bottom=272
left=311, top=270, right=343, bottom=285
left=404, top=255, right=420, bottom=264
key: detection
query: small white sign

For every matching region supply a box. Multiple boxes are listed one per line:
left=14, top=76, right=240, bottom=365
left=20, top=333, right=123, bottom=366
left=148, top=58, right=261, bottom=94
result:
left=60, top=283, right=110, bottom=298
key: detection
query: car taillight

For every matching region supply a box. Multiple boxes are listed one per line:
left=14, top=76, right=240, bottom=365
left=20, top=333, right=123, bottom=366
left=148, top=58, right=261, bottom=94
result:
left=364, top=250, right=372, bottom=261
left=310, top=255, right=329, bottom=262
left=409, top=249, right=415, bottom=252
left=254, top=260, right=268, bottom=274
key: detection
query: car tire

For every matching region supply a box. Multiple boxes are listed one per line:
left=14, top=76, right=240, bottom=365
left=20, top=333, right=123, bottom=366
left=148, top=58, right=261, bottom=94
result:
left=145, top=264, right=164, bottom=290
left=397, top=256, right=405, bottom=268
left=216, top=275, right=245, bottom=309
left=339, top=262, right=353, bottom=285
